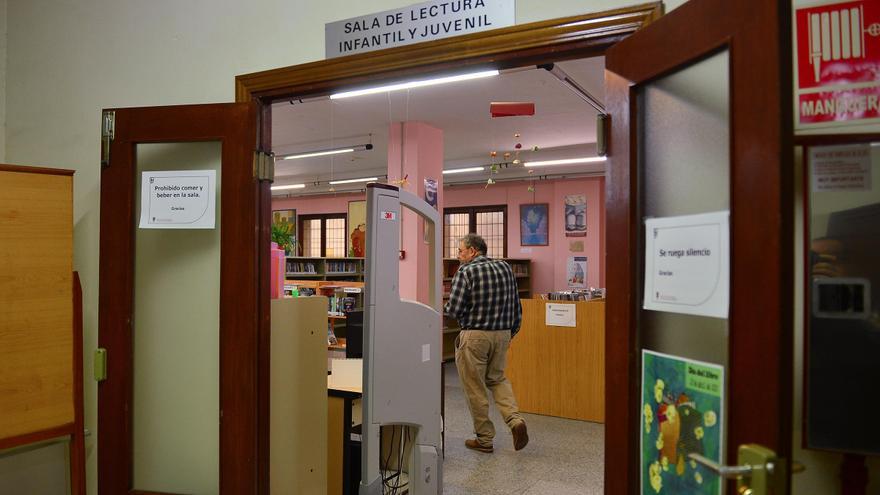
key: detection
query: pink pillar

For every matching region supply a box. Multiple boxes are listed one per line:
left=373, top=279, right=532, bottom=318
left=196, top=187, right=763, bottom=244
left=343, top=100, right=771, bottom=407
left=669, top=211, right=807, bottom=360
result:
left=387, top=122, right=444, bottom=303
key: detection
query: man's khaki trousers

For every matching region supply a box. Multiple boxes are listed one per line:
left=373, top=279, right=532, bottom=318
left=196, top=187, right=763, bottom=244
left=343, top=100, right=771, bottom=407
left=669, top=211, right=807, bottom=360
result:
left=455, top=329, right=524, bottom=447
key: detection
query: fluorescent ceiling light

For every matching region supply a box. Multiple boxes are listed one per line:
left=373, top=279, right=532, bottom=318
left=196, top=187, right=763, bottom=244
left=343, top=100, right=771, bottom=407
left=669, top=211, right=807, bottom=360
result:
left=271, top=184, right=306, bottom=191
left=281, top=143, right=372, bottom=160
left=328, top=177, right=379, bottom=185
left=443, top=166, right=485, bottom=174
left=524, top=157, right=606, bottom=167
left=330, top=70, right=500, bottom=100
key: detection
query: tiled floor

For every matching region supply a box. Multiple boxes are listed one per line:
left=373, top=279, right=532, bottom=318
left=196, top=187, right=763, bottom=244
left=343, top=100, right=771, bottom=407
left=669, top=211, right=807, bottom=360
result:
left=441, top=363, right=604, bottom=494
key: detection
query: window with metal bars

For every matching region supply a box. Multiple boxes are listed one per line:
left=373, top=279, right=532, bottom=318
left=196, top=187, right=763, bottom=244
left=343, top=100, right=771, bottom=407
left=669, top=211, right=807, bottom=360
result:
left=298, top=214, right=347, bottom=257
left=442, top=206, right=507, bottom=259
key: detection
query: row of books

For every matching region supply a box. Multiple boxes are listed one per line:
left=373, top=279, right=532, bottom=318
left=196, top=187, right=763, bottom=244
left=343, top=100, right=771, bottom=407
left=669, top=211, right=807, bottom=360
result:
left=326, top=261, right=360, bottom=273
left=328, top=295, right=357, bottom=313
left=286, top=261, right=318, bottom=273
left=509, top=263, right=529, bottom=276
left=543, top=288, right=606, bottom=301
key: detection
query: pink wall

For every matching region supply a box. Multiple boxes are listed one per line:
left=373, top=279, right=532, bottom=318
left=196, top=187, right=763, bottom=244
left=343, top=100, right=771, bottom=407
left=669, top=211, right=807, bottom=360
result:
left=271, top=176, right=606, bottom=295
left=272, top=192, right=364, bottom=216
left=444, top=177, right=605, bottom=295
left=388, top=122, right=444, bottom=304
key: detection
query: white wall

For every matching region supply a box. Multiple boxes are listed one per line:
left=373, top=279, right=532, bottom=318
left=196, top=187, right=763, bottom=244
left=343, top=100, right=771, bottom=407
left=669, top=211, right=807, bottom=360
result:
left=0, top=1, right=684, bottom=494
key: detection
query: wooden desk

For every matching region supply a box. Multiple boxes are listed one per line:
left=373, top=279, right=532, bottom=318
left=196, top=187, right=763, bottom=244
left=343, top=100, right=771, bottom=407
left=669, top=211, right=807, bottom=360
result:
left=507, top=299, right=605, bottom=423
left=327, top=379, right=362, bottom=495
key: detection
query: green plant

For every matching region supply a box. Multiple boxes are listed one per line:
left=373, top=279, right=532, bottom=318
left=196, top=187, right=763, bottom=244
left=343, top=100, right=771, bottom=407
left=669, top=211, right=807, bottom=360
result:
left=271, top=222, right=294, bottom=254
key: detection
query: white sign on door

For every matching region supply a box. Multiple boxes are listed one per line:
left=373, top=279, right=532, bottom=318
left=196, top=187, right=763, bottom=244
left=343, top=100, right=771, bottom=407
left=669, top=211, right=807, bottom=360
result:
left=643, top=211, right=730, bottom=319
left=810, top=143, right=873, bottom=192
left=325, top=0, right=515, bottom=58
left=139, top=170, right=216, bottom=229
left=545, top=303, right=576, bottom=327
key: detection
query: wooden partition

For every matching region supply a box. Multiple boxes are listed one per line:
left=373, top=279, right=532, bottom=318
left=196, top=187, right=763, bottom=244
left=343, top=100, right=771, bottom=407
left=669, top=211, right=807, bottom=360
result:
left=270, top=297, right=328, bottom=494
left=0, top=164, right=84, bottom=493
left=507, top=299, right=605, bottom=423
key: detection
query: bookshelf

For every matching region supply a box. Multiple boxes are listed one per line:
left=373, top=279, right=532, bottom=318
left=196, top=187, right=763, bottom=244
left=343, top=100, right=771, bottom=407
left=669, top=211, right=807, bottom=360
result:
left=441, top=258, right=532, bottom=361
left=285, top=256, right=365, bottom=282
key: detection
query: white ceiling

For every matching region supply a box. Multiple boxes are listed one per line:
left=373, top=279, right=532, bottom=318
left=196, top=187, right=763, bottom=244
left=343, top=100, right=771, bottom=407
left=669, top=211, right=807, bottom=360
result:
left=271, top=56, right=605, bottom=195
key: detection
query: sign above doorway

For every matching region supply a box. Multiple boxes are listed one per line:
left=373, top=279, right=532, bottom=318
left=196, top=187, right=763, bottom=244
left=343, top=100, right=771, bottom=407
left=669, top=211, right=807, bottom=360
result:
left=325, top=0, right=515, bottom=58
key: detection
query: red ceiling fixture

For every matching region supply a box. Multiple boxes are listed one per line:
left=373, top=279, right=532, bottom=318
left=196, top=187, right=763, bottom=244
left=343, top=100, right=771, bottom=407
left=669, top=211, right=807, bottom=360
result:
left=490, top=102, right=535, bottom=117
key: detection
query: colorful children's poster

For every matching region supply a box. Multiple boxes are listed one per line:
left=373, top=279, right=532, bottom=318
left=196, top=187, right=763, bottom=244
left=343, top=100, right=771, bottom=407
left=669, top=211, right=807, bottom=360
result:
left=424, top=178, right=438, bottom=209
left=564, top=194, right=587, bottom=237
left=348, top=200, right=367, bottom=257
left=641, top=350, right=724, bottom=495
left=567, top=256, right=587, bottom=288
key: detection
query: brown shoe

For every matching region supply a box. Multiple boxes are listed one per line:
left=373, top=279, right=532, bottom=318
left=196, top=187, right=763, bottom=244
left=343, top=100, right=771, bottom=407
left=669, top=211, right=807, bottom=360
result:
left=511, top=421, right=529, bottom=451
left=465, top=439, right=493, bottom=453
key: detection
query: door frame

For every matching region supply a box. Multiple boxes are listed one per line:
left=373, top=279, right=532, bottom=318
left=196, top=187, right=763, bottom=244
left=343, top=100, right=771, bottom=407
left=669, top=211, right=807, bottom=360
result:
left=604, top=0, right=793, bottom=492
left=235, top=4, right=663, bottom=491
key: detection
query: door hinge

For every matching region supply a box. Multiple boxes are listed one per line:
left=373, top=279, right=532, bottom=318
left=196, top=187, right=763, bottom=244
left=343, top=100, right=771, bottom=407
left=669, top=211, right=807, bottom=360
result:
left=254, top=151, right=275, bottom=182
left=596, top=114, right=609, bottom=157
left=101, top=111, right=115, bottom=169
left=94, top=348, right=107, bottom=382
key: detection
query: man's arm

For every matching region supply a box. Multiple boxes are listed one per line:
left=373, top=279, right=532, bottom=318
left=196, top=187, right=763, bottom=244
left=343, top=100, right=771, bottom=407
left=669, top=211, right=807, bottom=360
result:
left=511, top=292, right=522, bottom=337
left=444, top=269, right=471, bottom=320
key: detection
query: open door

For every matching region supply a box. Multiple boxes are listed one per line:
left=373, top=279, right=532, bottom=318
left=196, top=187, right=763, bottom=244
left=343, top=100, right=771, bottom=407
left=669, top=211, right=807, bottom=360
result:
left=604, top=0, right=793, bottom=494
left=98, top=103, right=271, bottom=494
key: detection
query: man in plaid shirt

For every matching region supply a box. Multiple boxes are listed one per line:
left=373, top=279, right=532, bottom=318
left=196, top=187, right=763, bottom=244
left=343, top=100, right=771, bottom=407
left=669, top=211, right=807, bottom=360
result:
left=445, top=233, right=529, bottom=453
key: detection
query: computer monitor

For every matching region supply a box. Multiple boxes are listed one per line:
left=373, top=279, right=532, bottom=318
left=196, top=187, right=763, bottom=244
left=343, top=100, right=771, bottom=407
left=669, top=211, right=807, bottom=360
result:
left=345, top=309, right=363, bottom=359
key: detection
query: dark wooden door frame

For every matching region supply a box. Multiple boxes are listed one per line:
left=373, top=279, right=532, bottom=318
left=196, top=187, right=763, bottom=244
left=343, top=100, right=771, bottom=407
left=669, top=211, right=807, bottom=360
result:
left=605, top=0, right=793, bottom=493
left=233, top=4, right=663, bottom=494
left=98, top=103, right=261, bottom=494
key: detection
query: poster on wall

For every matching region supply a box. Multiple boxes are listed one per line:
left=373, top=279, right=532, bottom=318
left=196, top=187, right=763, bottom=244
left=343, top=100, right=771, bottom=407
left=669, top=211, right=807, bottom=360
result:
left=424, top=178, right=438, bottom=210
left=567, top=256, right=588, bottom=288
left=641, top=350, right=724, bottom=495
left=810, top=143, right=873, bottom=192
left=272, top=209, right=297, bottom=255
left=139, top=170, right=216, bottom=229
left=794, top=0, right=880, bottom=128
left=520, top=203, right=549, bottom=246
left=564, top=194, right=587, bottom=237
left=348, top=200, right=367, bottom=257
left=643, top=211, right=730, bottom=319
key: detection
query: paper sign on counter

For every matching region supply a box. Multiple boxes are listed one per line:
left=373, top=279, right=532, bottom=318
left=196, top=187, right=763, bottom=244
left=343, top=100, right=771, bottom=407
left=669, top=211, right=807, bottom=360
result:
left=643, top=211, right=729, bottom=319
left=139, top=170, right=216, bottom=229
left=545, top=303, right=576, bottom=327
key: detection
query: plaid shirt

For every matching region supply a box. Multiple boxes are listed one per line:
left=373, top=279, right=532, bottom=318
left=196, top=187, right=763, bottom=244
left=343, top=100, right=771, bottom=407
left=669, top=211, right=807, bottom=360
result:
left=444, top=255, right=522, bottom=334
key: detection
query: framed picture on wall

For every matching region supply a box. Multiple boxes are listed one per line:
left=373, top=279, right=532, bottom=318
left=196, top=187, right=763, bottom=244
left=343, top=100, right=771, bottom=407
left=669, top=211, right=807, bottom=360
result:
left=520, top=203, right=549, bottom=246
left=564, top=194, right=587, bottom=237
left=272, top=209, right=296, bottom=255
left=348, top=200, right=367, bottom=257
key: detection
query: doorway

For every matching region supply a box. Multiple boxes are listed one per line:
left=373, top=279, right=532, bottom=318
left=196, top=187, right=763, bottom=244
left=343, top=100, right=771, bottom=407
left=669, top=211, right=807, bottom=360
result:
left=269, top=53, right=610, bottom=494
left=94, top=1, right=801, bottom=493
left=237, top=0, right=797, bottom=492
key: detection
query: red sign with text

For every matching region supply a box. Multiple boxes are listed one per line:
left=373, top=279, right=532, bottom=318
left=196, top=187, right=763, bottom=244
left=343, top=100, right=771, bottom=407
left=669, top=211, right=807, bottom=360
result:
left=795, top=0, right=880, bottom=125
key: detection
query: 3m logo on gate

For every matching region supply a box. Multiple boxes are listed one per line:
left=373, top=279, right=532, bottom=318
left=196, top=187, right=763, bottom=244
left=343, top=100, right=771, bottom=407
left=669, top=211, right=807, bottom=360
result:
left=796, top=0, right=880, bottom=125
left=381, top=211, right=397, bottom=221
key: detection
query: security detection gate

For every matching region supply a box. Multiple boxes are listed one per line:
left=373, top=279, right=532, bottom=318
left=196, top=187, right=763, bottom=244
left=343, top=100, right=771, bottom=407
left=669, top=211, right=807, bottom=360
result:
left=361, top=183, right=443, bottom=495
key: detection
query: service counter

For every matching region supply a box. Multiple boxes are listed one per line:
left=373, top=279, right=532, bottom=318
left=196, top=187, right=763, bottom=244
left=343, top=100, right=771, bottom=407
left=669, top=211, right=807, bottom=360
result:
left=507, top=299, right=605, bottom=423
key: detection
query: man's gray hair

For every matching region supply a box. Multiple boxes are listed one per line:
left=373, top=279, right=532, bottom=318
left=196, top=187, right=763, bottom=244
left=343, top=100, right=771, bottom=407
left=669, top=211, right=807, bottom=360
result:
left=460, top=233, right=487, bottom=255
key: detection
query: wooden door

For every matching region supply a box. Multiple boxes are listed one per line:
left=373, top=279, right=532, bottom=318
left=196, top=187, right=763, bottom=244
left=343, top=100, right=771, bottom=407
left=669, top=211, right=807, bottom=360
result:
left=604, top=0, right=792, bottom=493
left=98, top=103, right=270, bottom=494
